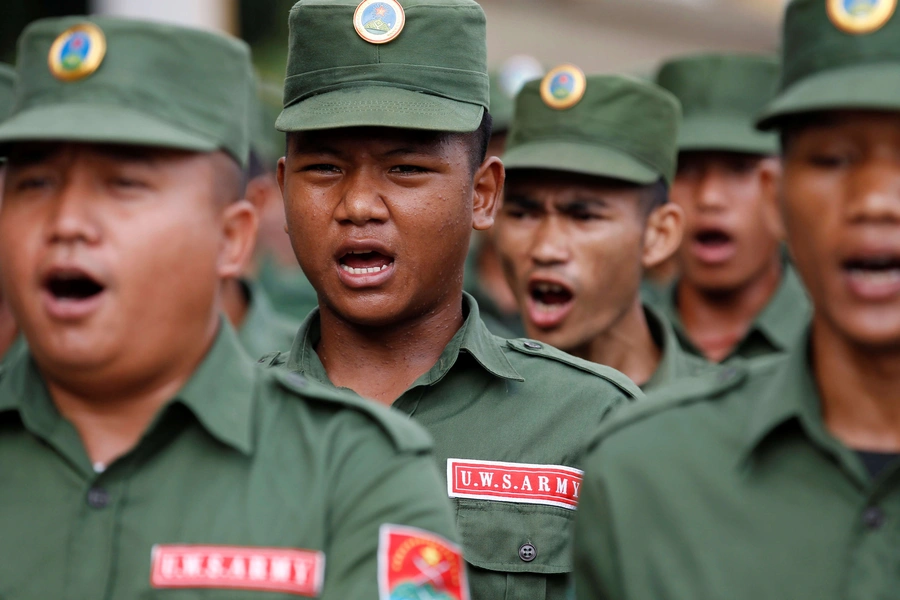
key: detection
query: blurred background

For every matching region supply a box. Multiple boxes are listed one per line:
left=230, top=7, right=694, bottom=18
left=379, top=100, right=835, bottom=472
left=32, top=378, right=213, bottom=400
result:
left=1, top=0, right=783, bottom=80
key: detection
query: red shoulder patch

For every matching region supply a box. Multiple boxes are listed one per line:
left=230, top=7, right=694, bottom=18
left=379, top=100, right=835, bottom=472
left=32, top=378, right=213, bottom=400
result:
left=378, top=525, right=469, bottom=600
left=150, top=545, right=324, bottom=597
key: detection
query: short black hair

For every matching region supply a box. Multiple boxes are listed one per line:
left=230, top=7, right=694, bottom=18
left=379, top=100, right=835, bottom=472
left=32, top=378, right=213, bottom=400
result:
left=285, top=109, right=493, bottom=176
left=638, top=177, right=669, bottom=217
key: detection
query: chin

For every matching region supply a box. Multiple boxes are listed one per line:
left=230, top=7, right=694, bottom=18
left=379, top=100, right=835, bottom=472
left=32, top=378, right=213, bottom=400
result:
left=828, top=311, right=900, bottom=354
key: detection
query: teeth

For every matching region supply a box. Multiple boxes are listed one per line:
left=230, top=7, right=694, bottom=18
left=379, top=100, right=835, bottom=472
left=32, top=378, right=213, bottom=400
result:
left=534, top=283, right=565, bottom=293
left=340, top=264, right=390, bottom=275
left=348, top=250, right=370, bottom=255
left=848, top=268, right=900, bottom=284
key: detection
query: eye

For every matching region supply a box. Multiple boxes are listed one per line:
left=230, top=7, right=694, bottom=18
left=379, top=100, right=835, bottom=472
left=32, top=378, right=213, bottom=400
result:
left=389, top=165, right=429, bottom=174
left=110, top=177, right=148, bottom=189
left=302, top=164, right=341, bottom=174
left=12, top=176, right=53, bottom=192
left=808, top=152, right=852, bottom=169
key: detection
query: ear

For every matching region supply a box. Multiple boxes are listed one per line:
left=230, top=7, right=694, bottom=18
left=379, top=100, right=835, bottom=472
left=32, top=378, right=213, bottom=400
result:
left=245, top=172, right=278, bottom=214
left=758, top=157, right=785, bottom=240
left=276, top=156, right=287, bottom=199
left=216, top=199, right=259, bottom=279
left=472, top=156, right=505, bottom=231
left=641, top=202, right=685, bottom=270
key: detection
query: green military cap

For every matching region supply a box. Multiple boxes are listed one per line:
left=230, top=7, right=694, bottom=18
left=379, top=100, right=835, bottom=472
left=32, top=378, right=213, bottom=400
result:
left=0, top=63, right=16, bottom=120
left=656, top=53, right=778, bottom=155
left=504, top=67, right=682, bottom=185
left=276, top=0, right=489, bottom=133
left=489, top=55, right=544, bottom=133
left=757, top=0, right=900, bottom=129
left=0, top=17, right=253, bottom=166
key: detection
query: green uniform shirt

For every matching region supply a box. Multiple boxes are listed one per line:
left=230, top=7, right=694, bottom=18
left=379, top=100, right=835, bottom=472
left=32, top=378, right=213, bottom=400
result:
left=641, top=304, right=718, bottom=393
left=0, top=322, right=461, bottom=600
left=256, top=257, right=321, bottom=323
left=237, top=279, right=301, bottom=359
left=574, top=332, right=900, bottom=599
left=654, top=262, right=811, bottom=363
left=265, top=293, right=643, bottom=600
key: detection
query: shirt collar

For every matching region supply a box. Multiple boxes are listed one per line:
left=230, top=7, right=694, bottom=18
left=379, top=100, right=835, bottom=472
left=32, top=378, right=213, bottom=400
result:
left=748, top=263, right=811, bottom=352
left=287, top=292, right=523, bottom=386
left=0, top=321, right=257, bottom=456
left=642, top=303, right=693, bottom=390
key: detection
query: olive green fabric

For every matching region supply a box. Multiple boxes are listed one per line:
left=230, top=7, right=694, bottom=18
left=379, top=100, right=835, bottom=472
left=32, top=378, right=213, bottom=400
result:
left=655, top=53, right=778, bottom=154
left=574, top=332, right=900, bottom=599
left=263, top=293, right=643, bottom=600
left=277, top=0, right=488, bottom=133
left=757, top=0, right=900, bottom=129
left=257, top=257, right=321, bottom=323
left=0, top=17, right=252, bottom=166
left=489, top=71, right=515, bottom=133
left=0, top=336, right=25, bottom=368
left=0, top=63, right=15, bottom=120
left=504, top=75, right=681, bottom=185
left=0, top=322, right=461, bottom=599
left=237, top=280, right=301, bottom=359
left=641, top=304, right=719, bottom=392
left=653, top=262, right=811, bottom=364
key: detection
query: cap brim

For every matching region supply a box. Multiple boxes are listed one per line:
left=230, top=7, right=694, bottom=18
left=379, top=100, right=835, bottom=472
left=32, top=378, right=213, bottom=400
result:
left=0, top=103, right=219, bottom=152
left=757, top=63, right=900, bottom=130
left=276, top=86, right=485, bottom=133
left=679, top=115, right=777, bottom=155
left=502, top=140, right=660, bottom=185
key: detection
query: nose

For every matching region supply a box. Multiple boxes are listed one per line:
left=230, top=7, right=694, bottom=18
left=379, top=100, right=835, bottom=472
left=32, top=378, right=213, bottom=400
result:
left=846, top=159, right=900, bottom=224
left=529, top=215, right=570, bottom=266
left=695, top=165, right=728, bottom=211
left=46, top=173, right=101, bottom=246
left=333, top=168, right=390, bottom=226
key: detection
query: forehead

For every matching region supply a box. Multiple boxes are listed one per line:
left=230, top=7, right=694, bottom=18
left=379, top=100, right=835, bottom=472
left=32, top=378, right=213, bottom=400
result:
left=289, top=127, right=456, bottom=154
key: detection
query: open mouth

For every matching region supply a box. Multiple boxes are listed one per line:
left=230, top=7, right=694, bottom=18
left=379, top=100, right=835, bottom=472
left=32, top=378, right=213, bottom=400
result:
left=691, top=228, right=736, bottom=264
left=339, top=250, right=394, bottom=275
left=843, top=256, right=900, bottom=288
left=44, top=271, right=105, bottom=301
left=529, top=281, right=574, bottom=311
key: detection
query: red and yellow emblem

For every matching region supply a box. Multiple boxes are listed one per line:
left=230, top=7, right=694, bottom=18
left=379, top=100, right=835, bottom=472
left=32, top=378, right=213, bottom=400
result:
left=378, top=525, right=469, bottom=600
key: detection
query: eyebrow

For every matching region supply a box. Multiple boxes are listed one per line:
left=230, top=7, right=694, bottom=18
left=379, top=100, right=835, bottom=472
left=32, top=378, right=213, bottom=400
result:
left=504, top=194, right=544, bottom=210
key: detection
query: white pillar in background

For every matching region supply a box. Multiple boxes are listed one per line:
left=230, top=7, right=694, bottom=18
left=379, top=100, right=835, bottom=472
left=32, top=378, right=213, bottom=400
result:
left=89, top=0, right=237, bottom=33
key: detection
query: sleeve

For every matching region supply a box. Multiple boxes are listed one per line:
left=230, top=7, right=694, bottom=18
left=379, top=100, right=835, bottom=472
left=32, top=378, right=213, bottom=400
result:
left=321, top=427, right=467, bottom=600
left=572, top=447, right=623, bottom=600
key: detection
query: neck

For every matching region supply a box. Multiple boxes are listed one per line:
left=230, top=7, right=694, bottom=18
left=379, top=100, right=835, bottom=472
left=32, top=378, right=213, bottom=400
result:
left=815, top=319, right=900, bottom=452
left=0, top=298, right=18, bottom=361
left=677, top=256, right=782, bottom=362
left=43, top=317, right=219, bottom=467
left=316, top=295, right=466, bottom=405
left=221, top=278, right=250, bottom=330
left=572, top=300, right=660, bottom=387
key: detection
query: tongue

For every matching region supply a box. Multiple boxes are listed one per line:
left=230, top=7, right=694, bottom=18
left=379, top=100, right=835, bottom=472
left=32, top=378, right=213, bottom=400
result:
left=342, top=252, right=392, bottom=270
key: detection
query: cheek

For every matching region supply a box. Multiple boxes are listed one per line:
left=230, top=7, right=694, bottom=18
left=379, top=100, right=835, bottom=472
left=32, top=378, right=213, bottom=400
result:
left=578, top=227, right=643, bottom=292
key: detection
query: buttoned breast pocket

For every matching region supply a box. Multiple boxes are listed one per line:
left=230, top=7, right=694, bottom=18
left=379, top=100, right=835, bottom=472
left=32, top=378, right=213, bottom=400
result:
left=455, top=499, right=573, bottom=600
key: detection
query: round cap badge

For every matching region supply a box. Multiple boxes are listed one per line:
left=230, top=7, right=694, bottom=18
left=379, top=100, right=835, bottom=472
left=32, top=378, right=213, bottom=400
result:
left=540, top=64, right=587, bottom=110
left=48, top=23, right=107, bottom=82
left=354, top=0, right=406, bottom=44
left=828, top=0, right=896, bottom=34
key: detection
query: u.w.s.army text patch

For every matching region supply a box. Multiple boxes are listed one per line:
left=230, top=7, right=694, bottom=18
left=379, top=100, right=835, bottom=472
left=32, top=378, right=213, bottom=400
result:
left=447, top=458, right=583, bottom=510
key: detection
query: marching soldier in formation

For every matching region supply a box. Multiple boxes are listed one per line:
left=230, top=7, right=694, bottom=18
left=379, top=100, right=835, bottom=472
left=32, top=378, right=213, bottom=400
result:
left=265, top=1, right=642, bottom=598
left=0, top=16, right=463, bottom=599
left=575, top=0, right=900, bottom=597
left=652, top=52, right=812, bottom=363
left=493, top=69, right=718, bottom=390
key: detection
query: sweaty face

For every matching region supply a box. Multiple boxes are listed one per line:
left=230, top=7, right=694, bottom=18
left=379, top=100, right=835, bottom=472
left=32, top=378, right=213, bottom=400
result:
left=0, top=144, right=228, bottom=383
left=782, top=111, right=900, bottom=350
left=495, top=170, right=647, bottom=353
left=671, top=151, right=781, bottom=293
left=279, top=128, right=477, bottom=327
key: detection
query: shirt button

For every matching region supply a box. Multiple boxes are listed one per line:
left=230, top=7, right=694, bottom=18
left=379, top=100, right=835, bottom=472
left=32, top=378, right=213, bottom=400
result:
left=863, top=506, right=885, bottom=530
left=87, top=487, right=109, bottom=509
left=523, top=342, right=542, bottom=350
left=518, top=543, right=537, bottom=562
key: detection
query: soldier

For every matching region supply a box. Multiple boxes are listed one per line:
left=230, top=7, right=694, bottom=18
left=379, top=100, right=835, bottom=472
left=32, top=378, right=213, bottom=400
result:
left=0, top=16, right=465, bottom=600
left=574, top=0, right=900, bottom=597
left=268, top=1, right=643, bottom=598
left=652, top=53, right=811, bottom=363
left=0, top=62, right=19, bottom=364
left=493, top=70, right=717, bottom=390
left=221, top=84, right=301, bottom=359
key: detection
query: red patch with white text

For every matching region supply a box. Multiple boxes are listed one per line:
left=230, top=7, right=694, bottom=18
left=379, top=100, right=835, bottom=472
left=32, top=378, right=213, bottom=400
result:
left=447, top=458, right=583, bottom=510
left=378, top=524, right=469, bottom=600
left=150, top=545, right=324, bottom=597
